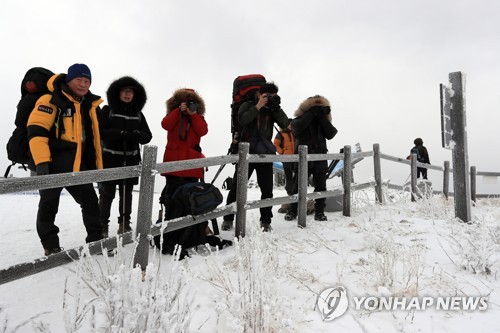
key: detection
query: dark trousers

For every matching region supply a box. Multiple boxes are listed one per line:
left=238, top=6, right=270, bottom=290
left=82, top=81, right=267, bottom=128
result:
left=98, top=181, right=134, bottom=225
left=417, top=167, right=428, bottom=180
left=37, top=183, right=102, bottom=249
left=224, top=162, right=274, bottom=223
left=283, top=162, right=296, bottom=195
left=289, top=160, right=328, bottom=214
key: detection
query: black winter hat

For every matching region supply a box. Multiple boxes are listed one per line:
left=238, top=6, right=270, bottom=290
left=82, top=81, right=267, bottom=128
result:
left=414, top=138, right=423, bottom=145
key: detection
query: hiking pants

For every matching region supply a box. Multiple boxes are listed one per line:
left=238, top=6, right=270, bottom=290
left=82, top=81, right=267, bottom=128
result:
left=98, top=181, right=134, bottom=225
left=224, top=162, right=274, bottom=223
left=289, top=160, right=328, bottom=214
left=283, top=162, right=296, bottom=195
left=37, top=183, right=102, bottom=250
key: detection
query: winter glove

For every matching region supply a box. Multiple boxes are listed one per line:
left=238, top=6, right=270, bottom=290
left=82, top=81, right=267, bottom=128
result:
left=121, top=130, right=135, bottom=140
left=131, top=130, right=142, bottom=139
left=36, top=162, right=50, bottom=176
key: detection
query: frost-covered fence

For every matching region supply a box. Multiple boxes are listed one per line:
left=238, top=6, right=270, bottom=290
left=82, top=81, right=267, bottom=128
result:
left=0, top=143, right=355, bottom=284
left=1, top=141, right=496, bottom=284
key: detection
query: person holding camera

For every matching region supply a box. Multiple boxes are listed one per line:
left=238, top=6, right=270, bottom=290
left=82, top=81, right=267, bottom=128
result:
left=221, top=82, right=289, bottom=232
left=98, top=76, right=152, bottom=237
left=160, top=88, right=208, bottom=218
left=284, top=95, right=338, bottom=222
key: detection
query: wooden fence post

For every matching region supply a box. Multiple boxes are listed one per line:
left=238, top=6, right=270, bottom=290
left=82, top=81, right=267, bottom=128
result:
left=410, top=153, right=418, bottom=202
left=471, top=166, right=476, bottom=203
left=297, top=145, right=308, bottom=228
left=342, top=145, right=351, bottom=217
left=443, top=161, right=450, bottom=200
left=449, top=72, right=471, bottom=222
left=133, top=145, right=157, bottom=270
left=373, top=143, right=383, bottom=204
left=235, top=142, right=250, bottom=238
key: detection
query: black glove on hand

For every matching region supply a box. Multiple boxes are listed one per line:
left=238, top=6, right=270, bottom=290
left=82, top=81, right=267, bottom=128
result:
left=131, top=130, right=142, bottom=139
left=121, top=130, right=134, bottom=140
left=311, top=105, right=330, bottom=117
left=36, top=162, right=50, bottom=176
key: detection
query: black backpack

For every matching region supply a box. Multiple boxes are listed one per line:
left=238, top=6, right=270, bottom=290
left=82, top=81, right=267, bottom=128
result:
left=154, top=182, right=231, bottom=259
left=411, top=148, right=425, bottom=163
left=229, top=74, right=266, bottom=153
left=5, top=67, right=54, bottom=177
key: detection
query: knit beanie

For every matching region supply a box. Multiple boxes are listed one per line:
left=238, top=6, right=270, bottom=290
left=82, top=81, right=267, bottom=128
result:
left=66, top=63, right=92, bottom=83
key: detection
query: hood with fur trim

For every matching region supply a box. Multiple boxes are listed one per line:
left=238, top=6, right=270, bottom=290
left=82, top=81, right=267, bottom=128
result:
left=166, top=88, right=206, bottom=116
left=294, top=95, right=332, bottom=122
left=107, top=76, right=147, bottom=113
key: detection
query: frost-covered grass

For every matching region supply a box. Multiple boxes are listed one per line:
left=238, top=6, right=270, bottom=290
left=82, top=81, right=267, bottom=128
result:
left=1, top=186, right=500, bottom=332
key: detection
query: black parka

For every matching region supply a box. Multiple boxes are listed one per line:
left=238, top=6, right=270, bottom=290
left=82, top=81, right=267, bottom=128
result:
left=292, top=95, right=337, bottom=153
left=99, top=76, right=152, bottom=183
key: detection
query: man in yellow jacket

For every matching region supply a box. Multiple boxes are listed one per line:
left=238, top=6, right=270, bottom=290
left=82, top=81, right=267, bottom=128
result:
left=27, top=63, right=104, bottom=256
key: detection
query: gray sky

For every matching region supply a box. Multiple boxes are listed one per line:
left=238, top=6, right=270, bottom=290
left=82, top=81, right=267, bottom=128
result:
left=2, top=0, right=500, bottom=191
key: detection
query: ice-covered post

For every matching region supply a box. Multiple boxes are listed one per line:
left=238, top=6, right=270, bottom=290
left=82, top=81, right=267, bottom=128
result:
left=373, top=143, right=383, bottom=204
left=410, top=153, right=418, bottom=202
left=443, top=161, right=450, bottom=200
left=235, top=142, right=250, bottom=238
left=441, top=72, right=471, bottom=222
left=342, top=145, right=351, bottom=217
left=133, top=145, right=157, bottom=270
left=470, top=166, right=476, bottom=203
left=297, top=145, right=308, bottom=228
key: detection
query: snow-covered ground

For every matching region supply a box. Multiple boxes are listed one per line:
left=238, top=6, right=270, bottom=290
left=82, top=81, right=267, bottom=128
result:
left=1, top=182, right=499, bottom=332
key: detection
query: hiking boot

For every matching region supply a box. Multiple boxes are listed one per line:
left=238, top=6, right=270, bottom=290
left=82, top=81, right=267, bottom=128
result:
left=118, top=221, right=132, bottom=234
left=221, top=220, right=233, bottom=231
left=314, top=213, right=328, bottom=221
left=260, top=222, right=272, bottom=232
left=44, top=247, right=62, bottom=256
left=101, top=224, right=109, bottom=238
left=284, top=211, right=297, bottom=221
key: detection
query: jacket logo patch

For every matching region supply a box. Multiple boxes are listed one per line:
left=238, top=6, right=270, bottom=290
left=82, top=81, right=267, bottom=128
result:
left=37, top=105, right=54, bottom=114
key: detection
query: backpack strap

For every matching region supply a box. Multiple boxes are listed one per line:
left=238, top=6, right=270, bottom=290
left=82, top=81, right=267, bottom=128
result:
left=4, top=162, right=28, bottom=178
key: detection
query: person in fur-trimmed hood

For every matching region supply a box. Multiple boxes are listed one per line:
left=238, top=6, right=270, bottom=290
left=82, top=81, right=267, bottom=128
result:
left=285, top=95, right=338, bottom=222
left=159, top=88, right=208, bottom=220
left=98, top=76, right=152, bottom=236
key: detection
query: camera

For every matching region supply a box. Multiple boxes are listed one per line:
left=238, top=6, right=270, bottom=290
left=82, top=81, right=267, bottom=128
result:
left=182, top=101, right=198, bottom=113
left=266, top=94, right=281, bottom=109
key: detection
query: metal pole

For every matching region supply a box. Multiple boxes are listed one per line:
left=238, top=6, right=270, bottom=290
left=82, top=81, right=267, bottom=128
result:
left=235, top=142, right=250, bottom=238
left=342, top=145, right=351, bottom=217
left=443, top=161, right=450, bottom=200
left=133, top=145, right=157, bottom=270
left=373, top=143, right=383, bottom=204
left=297, top=145, right=308, bottom=228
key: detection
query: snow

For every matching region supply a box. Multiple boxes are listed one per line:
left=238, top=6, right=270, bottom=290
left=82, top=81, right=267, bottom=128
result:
left=1, top=183, right=499, bottom=332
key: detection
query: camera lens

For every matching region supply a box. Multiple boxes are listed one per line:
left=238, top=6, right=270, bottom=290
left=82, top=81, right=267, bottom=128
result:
left=188, top=102, right=198, bottom=112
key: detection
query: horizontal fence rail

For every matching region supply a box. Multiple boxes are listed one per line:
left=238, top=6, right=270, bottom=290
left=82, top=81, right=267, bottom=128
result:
left=1, top=142, right=499, bottom=285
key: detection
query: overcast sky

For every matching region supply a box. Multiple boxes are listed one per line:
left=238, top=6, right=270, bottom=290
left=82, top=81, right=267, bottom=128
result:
left=2, top=0, right=500, bottom=191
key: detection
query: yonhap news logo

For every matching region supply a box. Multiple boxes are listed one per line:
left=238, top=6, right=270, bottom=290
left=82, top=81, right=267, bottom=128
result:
left=315, top=286, right=349, bottom=321
left=316, top=286, right=488, bottom=321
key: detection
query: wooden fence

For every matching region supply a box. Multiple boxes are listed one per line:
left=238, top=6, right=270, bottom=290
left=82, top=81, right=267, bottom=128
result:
left=0, top=142, right=497, bottom=285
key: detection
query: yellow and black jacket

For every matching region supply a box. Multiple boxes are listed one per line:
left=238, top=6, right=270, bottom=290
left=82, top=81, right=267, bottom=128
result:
left=27, top=74, right=103, bottom=174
